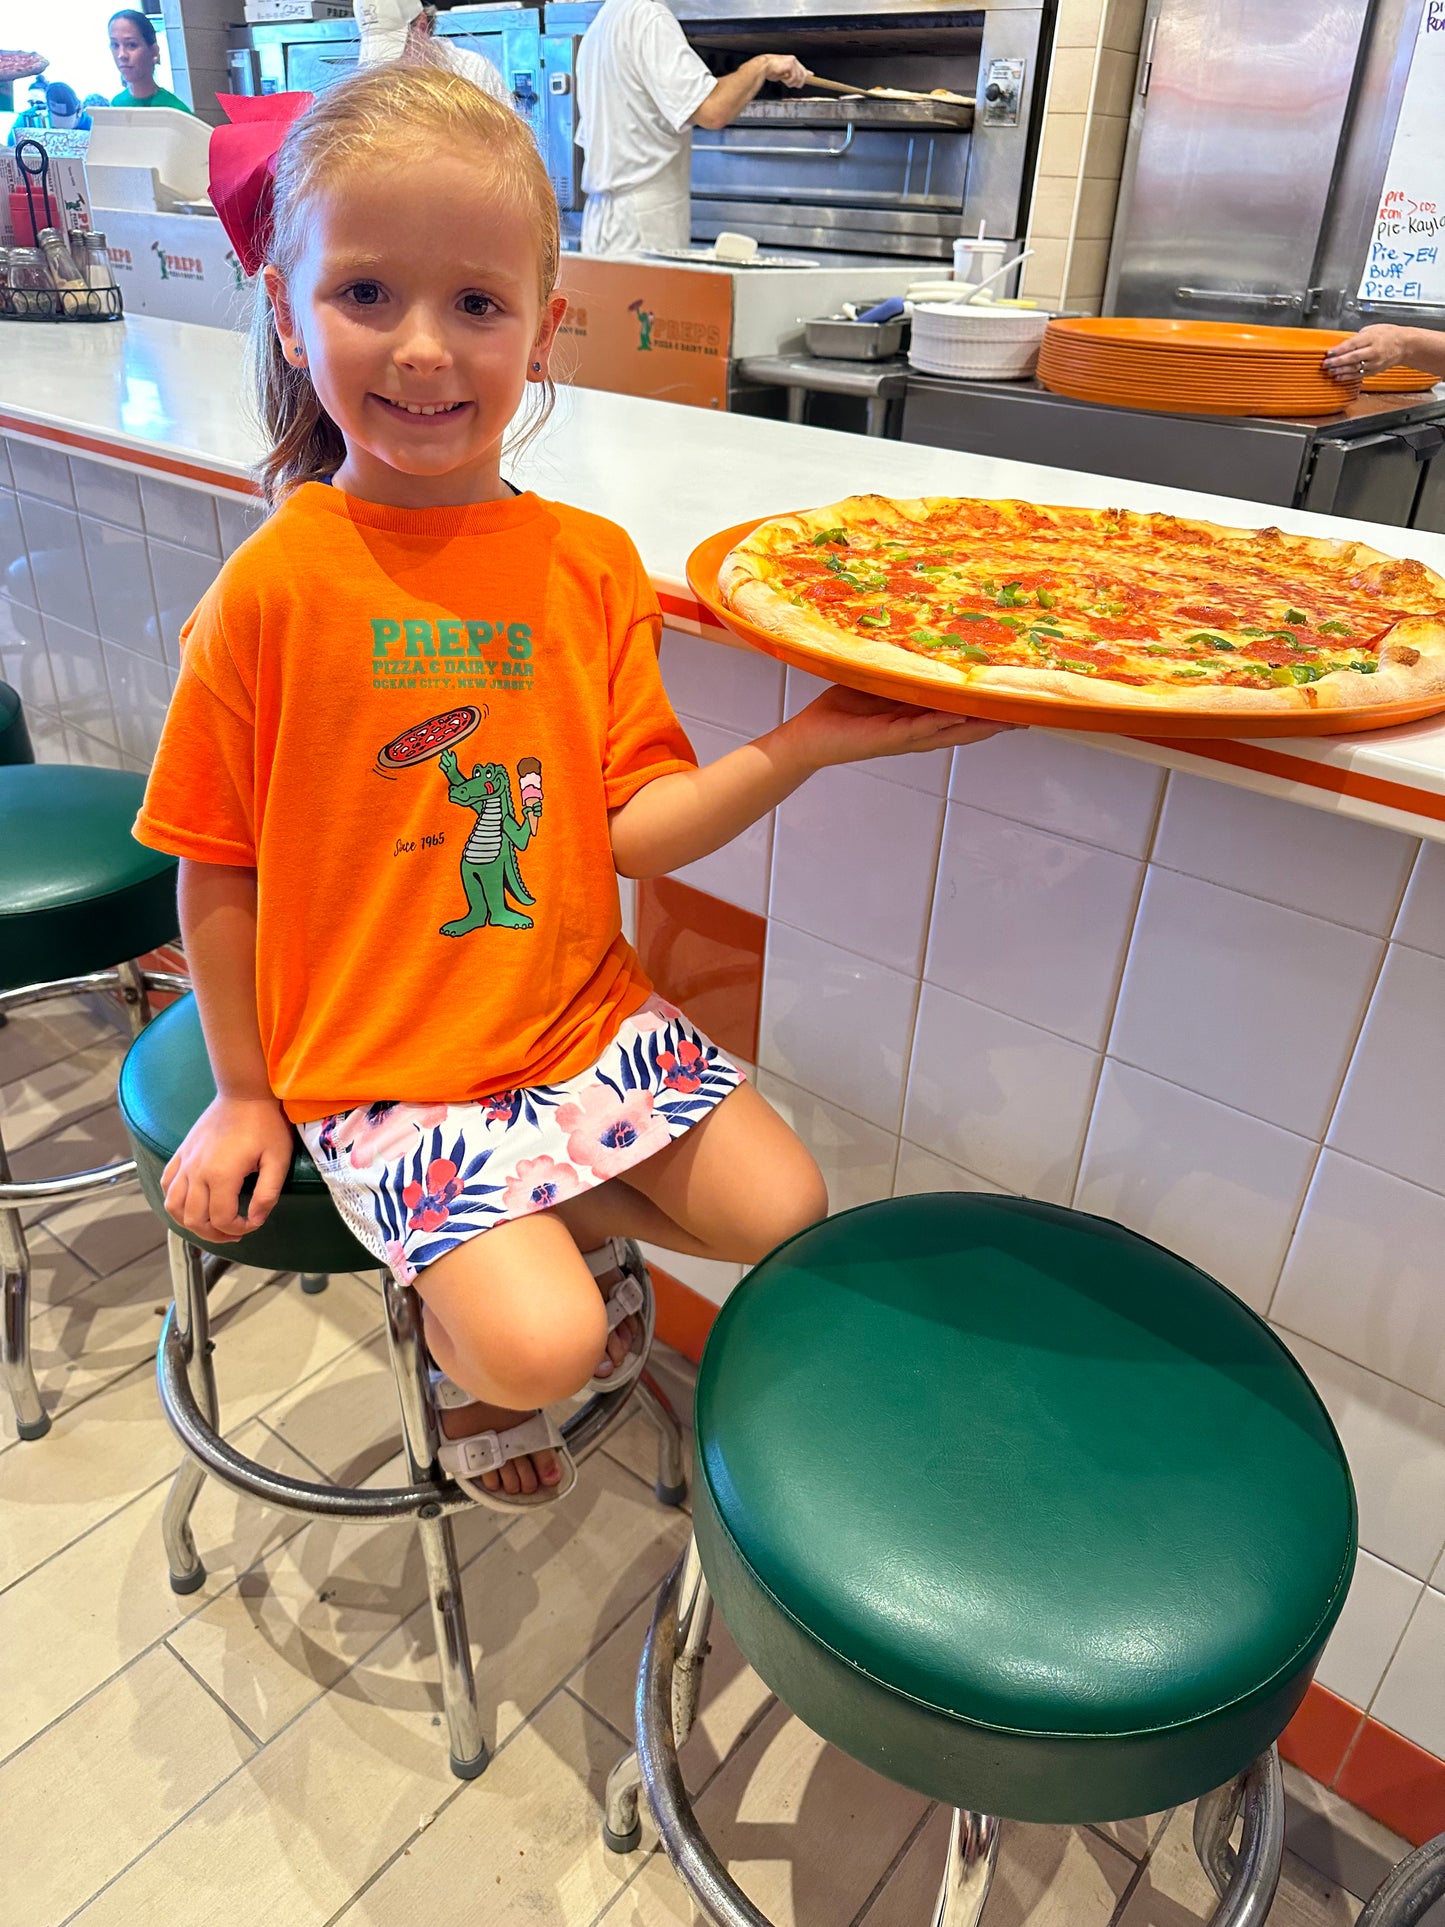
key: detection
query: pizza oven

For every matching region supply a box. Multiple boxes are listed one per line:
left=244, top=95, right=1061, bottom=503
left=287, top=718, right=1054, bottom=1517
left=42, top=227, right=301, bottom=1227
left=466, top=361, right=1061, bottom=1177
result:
left=678, top=0, right=1047, bottom=263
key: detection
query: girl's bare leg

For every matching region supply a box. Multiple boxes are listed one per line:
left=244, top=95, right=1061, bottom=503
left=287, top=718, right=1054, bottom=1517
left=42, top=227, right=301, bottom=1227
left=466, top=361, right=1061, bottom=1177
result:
left=413, top=1085, right=825, bottom=1493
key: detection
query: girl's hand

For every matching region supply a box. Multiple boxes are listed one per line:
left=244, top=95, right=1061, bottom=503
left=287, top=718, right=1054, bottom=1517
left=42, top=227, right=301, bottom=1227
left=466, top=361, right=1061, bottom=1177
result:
left=780, top=684, right=1014, bottom=773
left=161, top=1094, right=294, bottom=1242
left=1322, top=325, right=1407, bottom=380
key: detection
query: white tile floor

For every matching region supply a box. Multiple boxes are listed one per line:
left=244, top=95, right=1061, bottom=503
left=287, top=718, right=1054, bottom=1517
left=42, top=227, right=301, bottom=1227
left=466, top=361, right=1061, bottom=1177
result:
left=1, top=992, right=1364, bottom=1927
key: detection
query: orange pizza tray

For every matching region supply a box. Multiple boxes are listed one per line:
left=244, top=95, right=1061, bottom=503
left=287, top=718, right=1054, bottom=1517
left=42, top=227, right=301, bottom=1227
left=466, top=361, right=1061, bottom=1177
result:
left=686, top=517, right=1445, bottom=740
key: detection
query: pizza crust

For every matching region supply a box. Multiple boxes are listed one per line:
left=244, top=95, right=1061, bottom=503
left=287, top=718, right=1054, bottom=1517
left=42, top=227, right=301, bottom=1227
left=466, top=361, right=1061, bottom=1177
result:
left=719, top=495, right=1445, bottom=718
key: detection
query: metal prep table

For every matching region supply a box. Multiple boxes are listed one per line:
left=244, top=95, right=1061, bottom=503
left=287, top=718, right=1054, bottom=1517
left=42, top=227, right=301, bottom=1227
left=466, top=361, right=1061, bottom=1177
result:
left=736, top=354, right=909, bottom=437
left=900, top=378, right=1445, bottom=529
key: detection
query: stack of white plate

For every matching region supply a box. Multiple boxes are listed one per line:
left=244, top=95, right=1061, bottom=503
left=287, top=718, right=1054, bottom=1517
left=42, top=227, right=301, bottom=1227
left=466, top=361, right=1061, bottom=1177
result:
left=908, top=305, right=1052, bottom=380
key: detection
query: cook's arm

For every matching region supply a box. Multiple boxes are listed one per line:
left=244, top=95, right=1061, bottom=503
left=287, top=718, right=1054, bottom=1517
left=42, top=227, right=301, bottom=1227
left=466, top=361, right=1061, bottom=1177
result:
left=692, top=53, right=810, bottom=130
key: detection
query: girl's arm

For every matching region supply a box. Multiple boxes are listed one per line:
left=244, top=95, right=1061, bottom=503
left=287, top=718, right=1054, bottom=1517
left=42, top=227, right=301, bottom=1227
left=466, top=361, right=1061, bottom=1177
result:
left=161, top=858, right=294, bottom=1242
left=610, top=684, right=1007, bottom=879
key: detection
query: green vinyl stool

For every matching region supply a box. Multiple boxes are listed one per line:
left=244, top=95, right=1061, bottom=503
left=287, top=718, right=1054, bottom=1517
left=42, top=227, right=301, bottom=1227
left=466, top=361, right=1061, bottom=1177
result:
left=118, top=991, right=689, bottom=1779
left=0, top=679, right=33, bottom=765
left=1, top=764, right=182, bottom=1439
left=604, top=1194, right=1358, bottom=1927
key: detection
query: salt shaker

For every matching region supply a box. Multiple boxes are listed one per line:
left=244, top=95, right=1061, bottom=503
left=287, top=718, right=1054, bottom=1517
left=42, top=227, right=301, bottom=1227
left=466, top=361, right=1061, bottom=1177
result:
left=37, top=227, right=86, bottom=291
left=70, top=228, right=114, bottom=293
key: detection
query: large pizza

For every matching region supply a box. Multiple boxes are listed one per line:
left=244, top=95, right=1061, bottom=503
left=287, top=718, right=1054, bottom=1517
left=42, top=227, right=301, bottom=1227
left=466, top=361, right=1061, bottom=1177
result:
left=719, top=496, right=1445, bottom=716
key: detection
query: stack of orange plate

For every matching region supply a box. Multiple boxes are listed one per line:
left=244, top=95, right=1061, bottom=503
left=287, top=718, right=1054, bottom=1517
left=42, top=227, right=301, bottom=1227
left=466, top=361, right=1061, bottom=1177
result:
left=1037, top=318, right=1361, bottom=416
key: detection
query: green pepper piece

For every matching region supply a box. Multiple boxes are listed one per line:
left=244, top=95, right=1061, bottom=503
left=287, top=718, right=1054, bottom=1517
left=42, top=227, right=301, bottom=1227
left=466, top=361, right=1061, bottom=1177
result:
left=812, top=527, right=848, bottom=547
left=1283, top=607, right=1309, bottom=626
left=1182, top=632, right=1233, bottom=649
left=1318, top=619, right=1354, bottom=637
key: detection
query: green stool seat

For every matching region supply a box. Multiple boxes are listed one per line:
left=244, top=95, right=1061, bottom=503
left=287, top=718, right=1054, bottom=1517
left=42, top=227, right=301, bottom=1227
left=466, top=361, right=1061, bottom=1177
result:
left=119, top=991, right=374, bottom=1275
left=0, top=766, right=177, bottom=991
left=0, top=680, right=33, bottom=765
left=692, top=1194, right=1356, bottom=1825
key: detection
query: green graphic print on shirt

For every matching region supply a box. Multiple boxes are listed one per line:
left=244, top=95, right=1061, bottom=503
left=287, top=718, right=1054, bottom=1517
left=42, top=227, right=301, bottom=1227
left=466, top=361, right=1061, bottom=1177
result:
left=436, top=748, right=543, bottom=936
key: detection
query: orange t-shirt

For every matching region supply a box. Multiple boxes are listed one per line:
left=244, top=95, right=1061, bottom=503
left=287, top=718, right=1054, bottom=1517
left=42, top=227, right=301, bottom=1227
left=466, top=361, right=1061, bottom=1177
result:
left=134, top=483, right=696, bottom=1123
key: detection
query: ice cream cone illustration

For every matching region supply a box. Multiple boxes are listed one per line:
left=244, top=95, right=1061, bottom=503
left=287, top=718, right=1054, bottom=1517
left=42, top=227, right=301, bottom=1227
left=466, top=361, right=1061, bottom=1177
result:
left=518, top=756, right=543, bottom=835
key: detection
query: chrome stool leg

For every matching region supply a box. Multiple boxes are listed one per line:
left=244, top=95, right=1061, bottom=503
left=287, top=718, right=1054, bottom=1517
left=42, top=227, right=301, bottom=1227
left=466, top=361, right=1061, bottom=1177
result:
left=635, top=1367, right=688, bottom=1506
left=1360, top=1831, right=1445, bottom=1926
left=0, top=1128, right=47, bottom=1439
left=162, top=1235, right=218, bottom=1593
left=115, top=958, right=153, bottom=1038
left=930, top=1811, right=1001, bottom=1927
left=1194, top=1750, right=1285, bottom=1927
left=381, top=1268, right=487, bottom=1779
left=605, top=1537, right=714, bottom=1854
left=0, top=962, right=189, bottom=1438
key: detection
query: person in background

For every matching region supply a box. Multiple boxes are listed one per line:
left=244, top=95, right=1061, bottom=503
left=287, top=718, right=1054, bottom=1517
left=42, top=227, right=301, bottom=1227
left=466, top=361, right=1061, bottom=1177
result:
left=1324, top=323, right=1445, bottom=384
left=8, top=74, right=49, bottom=135
left=108, top=10, right=194, bottom=113
left=577, top=0, right=810, bottom=255
left=355, top=0, right=511, bottom=106
left=44, top=82, right=92, bottom=132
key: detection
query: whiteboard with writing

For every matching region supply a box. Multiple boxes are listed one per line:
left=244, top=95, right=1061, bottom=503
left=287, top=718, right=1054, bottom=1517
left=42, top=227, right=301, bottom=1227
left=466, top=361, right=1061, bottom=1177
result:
left=1359, top=0, right=1445, bottom=305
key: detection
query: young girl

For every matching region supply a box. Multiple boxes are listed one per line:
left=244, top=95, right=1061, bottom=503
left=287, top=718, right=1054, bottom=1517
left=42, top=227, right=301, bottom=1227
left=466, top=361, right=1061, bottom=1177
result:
left=137, top=65, right=1003, bottom=1508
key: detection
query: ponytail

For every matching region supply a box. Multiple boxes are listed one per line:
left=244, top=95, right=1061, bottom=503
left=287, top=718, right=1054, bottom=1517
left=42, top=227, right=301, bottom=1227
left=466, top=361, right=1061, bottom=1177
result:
left=248, top=291, right=347, bottom=508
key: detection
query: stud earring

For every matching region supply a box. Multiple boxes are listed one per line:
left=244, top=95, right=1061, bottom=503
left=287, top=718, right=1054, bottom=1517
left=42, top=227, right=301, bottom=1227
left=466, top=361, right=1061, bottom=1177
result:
left=532, top=360, right=542, bottom=372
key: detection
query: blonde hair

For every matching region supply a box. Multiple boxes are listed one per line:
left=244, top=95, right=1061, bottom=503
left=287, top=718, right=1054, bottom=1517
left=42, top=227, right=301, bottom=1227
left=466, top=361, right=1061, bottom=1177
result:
left=249, top=61, right=562, bottom=507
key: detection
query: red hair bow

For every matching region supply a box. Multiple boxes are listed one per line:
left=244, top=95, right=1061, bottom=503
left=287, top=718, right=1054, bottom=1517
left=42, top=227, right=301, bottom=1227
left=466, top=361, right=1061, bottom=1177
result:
left=209, top=92, right=315, bottom=279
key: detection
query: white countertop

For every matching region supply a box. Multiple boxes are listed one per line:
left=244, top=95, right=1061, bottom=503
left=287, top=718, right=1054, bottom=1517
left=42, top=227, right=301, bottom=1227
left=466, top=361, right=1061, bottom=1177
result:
left=5, top=314, right=1445, bottom=838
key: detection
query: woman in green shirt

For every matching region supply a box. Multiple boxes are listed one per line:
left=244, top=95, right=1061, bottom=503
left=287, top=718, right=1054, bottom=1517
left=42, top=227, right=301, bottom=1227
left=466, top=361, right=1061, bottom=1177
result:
left=108, top=10, right=194, bottom=113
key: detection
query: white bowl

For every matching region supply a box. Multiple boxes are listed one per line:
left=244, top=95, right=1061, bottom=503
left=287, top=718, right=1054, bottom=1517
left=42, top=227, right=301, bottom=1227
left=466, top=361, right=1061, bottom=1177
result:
left=909, top=303, right=1051, bottom=379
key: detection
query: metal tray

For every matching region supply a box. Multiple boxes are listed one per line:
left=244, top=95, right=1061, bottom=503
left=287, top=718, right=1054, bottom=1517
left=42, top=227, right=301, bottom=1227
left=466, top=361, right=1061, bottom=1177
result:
left=804, top=315, right=906, bottom=359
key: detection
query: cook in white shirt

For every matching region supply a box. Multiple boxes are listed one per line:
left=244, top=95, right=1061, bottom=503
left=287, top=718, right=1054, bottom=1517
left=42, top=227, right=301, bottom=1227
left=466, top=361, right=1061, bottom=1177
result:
left=354, top=0, right=512, bottom=106
left=577, top=0, right=809, bottom=255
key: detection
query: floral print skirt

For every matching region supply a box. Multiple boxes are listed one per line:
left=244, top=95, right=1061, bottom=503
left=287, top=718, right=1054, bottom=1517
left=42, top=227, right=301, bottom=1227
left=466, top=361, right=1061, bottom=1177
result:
left=298, top=996, right=745, bottom=1283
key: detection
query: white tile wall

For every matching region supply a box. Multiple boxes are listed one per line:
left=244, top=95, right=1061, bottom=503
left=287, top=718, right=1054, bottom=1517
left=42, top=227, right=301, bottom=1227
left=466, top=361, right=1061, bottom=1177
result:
left=7, top=437, right=75, bottom=508
left=661, top=629, right=783, bottom=737
left=1076, top=1061, right=1315, bottom=1313
left=9, top=442, right=1445, bottom=1762
left=81, top=520, right=164, bottom=661
left=1310, top=1551, right=1422, bottom=1709
left=1395, top=841, right=1445, bottom=959
left=1273, top=1152, right=1445, bottom=1407
left=926, top=803, right=1142, bottom=1049
left=71, top=461, right=144, bottom=533
left=1110, top=869, right=1383, bottom=1138
left=20, top=496, right=97, bottom=635
left=1153, top=775, right=1417, bottom=935
left=946, top=727, right=1164, bottom=858
left=903, top=982, right=1100, bottom=1201
left=139, top=477, right=221, bottom=556
left=1328, top=943, right=1445, bottom=1198
left=759, top=921, right=919, bottom=1132
left=771, top=763, right=945, bottom=975
left=893, top=1140, right=1011, bottom=1197
left=1369, top=1586, right=1445, bottom=1757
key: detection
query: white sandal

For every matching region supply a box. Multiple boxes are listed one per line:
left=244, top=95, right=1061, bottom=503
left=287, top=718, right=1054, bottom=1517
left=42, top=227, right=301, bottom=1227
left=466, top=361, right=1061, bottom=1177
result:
left=436, top=1409, right=578, bottom=1511
left=584, top=1238, right=655, bottom=1394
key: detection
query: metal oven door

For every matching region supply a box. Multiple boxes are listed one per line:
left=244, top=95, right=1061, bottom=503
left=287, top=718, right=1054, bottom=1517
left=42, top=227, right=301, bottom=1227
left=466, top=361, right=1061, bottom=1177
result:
left=1301, top=422, right=1445, bottom=526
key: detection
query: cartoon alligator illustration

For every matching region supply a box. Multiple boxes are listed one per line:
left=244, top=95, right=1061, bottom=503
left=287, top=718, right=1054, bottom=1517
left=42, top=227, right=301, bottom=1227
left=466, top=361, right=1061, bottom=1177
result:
left=437, top=748, right=537, bottom=936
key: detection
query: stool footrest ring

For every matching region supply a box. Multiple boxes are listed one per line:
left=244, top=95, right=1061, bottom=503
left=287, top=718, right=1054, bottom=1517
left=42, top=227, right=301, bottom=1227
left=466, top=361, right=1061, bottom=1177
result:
left=157, top=1300, right=655, bottom=1523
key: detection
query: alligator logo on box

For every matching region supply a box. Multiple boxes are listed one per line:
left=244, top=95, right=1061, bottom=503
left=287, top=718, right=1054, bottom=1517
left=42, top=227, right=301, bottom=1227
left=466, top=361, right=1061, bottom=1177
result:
left=151, top=240, right=204, bottom=283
